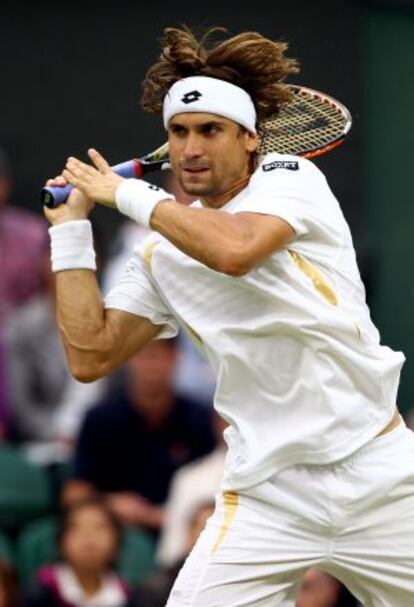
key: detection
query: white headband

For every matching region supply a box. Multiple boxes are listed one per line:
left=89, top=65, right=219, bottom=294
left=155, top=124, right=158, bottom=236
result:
left=163, top=76, right=257, bottom=134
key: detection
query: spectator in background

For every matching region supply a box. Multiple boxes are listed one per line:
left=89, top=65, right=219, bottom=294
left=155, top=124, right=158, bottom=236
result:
left=0, top=343, right=7, bottom=440
left=6, top=267, right=68, bottom=443
left=0, top=146, right=48, bottom=325
left=6, top=249, right=106, bottom=448
left=156, top=410, right=227, bottom=568
left=23, top=497, right=137, bottom=607
left=296, top=568, right=360, bottom=607
left=134, top=500, right=215, bottom=607
left=51, top=376, right=108, bottom=449
left=61, top=338, right=216, bottom=533
left=0, top=559, right=20, bottom=607
left=0, top=145, right=48, bottom=437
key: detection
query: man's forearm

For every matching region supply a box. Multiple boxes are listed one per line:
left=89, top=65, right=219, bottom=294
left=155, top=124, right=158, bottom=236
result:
left=150, top=200, right=253, bottom=276
left=54, top=265, right=162, bottom=382
left=55, top=269, right=109, bottom=381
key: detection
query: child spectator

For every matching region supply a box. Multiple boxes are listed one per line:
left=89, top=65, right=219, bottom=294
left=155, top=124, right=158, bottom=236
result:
left=23, top=497, right=137, bottom=607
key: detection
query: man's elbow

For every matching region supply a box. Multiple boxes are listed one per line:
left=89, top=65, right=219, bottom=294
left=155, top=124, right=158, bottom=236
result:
left=70, top=367, right=100, bottom=384
left=215, top=252, right=253, bottom=277
left=69, top=359, right=109, bottom=383
left=222, top=264, right=251, bottom=277
left=62, top=333, right=113, bottom=383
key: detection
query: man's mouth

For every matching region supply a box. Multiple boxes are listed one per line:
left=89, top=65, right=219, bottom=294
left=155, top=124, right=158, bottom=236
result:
left=182, top=166, right=209, bottom=174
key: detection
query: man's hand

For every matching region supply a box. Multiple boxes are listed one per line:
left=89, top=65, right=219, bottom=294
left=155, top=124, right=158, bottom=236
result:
left=63, top=148, right=124, bottom=209
left=43, top=175, right=95, bottom=226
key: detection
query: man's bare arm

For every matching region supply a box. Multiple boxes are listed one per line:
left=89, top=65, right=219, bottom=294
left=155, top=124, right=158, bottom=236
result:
left=55, top=268, right=161, bottom=382
left=44, top=179, right=162, bottom=383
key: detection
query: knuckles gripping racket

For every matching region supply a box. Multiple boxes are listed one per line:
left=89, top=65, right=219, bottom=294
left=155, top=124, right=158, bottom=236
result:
left=41, top=85, right=352, bottom=208
left=42, top=143, right=171, bottom=208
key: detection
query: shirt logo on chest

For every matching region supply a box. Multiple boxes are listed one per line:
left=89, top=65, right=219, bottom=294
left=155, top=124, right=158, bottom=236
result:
left=262, top=160, right=299, bottom=172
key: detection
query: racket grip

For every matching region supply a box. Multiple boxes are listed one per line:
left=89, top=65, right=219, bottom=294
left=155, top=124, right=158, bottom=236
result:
left=41, top=159, right=143, bottom=208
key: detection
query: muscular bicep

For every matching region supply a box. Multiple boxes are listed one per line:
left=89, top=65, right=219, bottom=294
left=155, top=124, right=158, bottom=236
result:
left=230, top=211, right=295, bottom=275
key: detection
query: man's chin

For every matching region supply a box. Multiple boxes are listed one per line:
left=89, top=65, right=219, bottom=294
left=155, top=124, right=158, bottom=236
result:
left=181, top=181, right=215, bottom=197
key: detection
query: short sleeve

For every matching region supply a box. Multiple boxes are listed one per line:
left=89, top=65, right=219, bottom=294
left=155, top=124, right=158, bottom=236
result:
left=104, top=240, right=179, bottom=339
left=233, top=155, right=329, bottom=238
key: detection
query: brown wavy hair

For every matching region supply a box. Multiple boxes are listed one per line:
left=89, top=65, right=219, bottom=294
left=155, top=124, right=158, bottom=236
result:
left=141, top=26, right=299, bottom=122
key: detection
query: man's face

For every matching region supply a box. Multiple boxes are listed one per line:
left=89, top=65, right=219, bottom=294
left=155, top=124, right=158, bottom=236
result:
left=167, top=112, right=258, bottom=205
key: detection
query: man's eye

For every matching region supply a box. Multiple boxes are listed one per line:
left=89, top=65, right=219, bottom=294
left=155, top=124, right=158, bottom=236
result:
left=204, top=125, right=219, bottom=134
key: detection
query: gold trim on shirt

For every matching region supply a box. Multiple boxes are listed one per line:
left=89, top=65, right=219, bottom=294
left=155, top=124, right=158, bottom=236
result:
left=288, top=250, right=338, bottom=306
left=142, top=241, right=160, bottom=271
left=211, top=491, right=239, bottom=555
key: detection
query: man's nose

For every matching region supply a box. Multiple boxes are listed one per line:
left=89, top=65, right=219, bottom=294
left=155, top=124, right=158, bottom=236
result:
left=183, top=133, right=203, bottom=158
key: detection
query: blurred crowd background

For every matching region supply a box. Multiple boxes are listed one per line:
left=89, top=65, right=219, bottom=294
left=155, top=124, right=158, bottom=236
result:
left=0, top=0, right=413, bottom=605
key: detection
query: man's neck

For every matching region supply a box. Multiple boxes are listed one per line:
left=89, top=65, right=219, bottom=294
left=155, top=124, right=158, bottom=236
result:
left=201, top=173, right=251, bottom=209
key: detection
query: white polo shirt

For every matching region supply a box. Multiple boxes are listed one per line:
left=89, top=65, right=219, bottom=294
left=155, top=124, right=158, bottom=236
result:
left=104, top=153, right=405, bottom=491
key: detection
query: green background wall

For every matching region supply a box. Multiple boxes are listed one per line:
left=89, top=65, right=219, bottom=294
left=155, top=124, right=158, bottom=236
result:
left=359, top=1, right=414, bottom=411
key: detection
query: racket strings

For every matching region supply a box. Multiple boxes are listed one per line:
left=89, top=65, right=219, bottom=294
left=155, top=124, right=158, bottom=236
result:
left=259, top=92, right=347, bottom=156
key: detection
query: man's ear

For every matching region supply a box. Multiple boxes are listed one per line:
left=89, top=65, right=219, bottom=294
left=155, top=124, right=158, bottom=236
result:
left=245, top=130, right=259, bottom=153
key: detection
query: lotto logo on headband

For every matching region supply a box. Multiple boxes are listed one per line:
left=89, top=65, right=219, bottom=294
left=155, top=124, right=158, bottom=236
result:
left=181, top=90, right=203, bottom=104
left=163, top=76, right=257, bottom=133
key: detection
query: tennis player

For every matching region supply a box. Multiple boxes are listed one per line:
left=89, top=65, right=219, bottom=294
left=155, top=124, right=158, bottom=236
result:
left=45, top=27, right=413, bottom=607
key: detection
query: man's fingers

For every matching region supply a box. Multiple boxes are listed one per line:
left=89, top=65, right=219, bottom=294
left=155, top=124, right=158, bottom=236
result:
left=62, top=167, right=95, bottom=199
left=45, top=175, right=67, bottom=187
left=88, top=148, right=111, bottom=174
left=46, top=150, right=104, bottom=190
left=67, top=157, right=87, bottom=173
left=62, top=169, right=75, bottom=182
left=66, top=161, right=81, bottom=176
left=62, top=169, right=82, bottom=190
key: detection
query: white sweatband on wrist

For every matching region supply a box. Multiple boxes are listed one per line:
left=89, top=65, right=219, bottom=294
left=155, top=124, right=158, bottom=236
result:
left=115, top=178, right=175, bottom=227
left=163, top=76, right=257, bottom=134
left=49, top=220, right=96, bottom=273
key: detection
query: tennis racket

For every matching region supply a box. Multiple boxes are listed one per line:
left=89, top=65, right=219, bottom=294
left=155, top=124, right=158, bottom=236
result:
left=42, top=85, right=352, bottom=208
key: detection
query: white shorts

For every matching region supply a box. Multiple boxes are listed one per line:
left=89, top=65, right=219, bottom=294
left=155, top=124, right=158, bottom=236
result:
left=166, top=421, right=414, bottom=607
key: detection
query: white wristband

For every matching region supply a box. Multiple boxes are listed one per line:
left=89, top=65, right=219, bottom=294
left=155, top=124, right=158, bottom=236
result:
left=115, top=178, right=175, bottom=227
left=49, top=220, right=96, bottom=273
